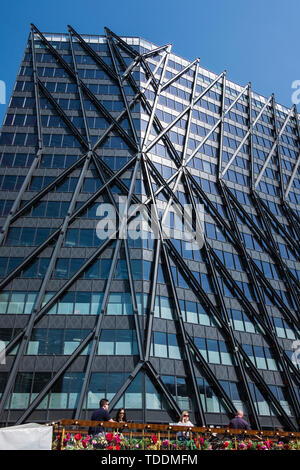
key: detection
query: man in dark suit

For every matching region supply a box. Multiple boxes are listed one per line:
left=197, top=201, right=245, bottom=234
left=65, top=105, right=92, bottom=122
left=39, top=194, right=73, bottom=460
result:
left=88, top=398, right=114, bottom=436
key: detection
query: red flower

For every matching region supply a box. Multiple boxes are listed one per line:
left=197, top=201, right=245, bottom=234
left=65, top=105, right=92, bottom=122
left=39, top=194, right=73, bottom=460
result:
left=115, top=444, right=120, bottom=450
left=223, top=441, right=229, bottom=448
left=152, top=435, right=158, bottom=444
left=106, top=433, right=114, bottom=442
left=74, top=433, right=82, bottom=441
left=107, top=445, right=114, bottom=450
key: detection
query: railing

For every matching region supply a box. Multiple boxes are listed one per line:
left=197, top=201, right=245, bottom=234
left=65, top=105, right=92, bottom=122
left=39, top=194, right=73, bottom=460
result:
left=52, top=419, right=300, bottom=450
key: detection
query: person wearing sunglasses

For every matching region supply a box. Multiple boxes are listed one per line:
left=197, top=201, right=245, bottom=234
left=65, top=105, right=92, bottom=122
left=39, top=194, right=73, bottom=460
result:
left=177, top=411, right=194, bottom=441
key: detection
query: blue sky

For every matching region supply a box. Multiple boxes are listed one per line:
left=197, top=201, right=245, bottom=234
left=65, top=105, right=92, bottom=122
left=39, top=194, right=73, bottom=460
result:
left=0, top=0, right=299, bottom=125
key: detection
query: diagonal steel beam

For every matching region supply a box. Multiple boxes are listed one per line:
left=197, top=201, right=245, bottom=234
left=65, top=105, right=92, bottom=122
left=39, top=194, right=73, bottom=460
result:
left=31, top=24, right=138, bottom=153
left=221, top=92, right=273, bottom=178
left=0, top=25, right=45, bottom=246
left=144, top=71, right=225, bottom=153
left=285, top=106, right=300, bottom=200
left=255, top=103, right=295, bottom=188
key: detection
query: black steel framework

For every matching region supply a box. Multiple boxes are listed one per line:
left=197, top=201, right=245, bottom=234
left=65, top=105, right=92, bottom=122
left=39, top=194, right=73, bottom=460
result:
left=0, top=25, right=299, bottom=430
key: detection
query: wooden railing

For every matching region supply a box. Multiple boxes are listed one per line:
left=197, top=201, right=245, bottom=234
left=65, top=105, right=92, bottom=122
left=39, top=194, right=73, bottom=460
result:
left=53, top=419, right=300, bottom=445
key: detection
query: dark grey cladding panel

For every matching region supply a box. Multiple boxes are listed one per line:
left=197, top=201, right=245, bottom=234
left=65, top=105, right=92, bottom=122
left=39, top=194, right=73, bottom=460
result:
left=49, top=410, right=72, bottom=420
left=35, top=316, right=49, bottom=328
left=159, top=358, right=175, bottom=375
left=153, top=318, right=167, bottom=332
left=266, top=371, right=283, bottom=386
left=64, top=315, right=82, bottom=329
left=69, top=356, right=87, bottom=371
left=251, top=335, right=263, bottom=346
left=48, top=316, right=66, bottom=328
left=35, top=356, right=54, bottom=371
left=174, top=360, right=186, bottom=375
left=110, top=281, right=128, bottom=291
left=53, top=356, right=69, bottom=370
left=122, top=356, right=136, bottom=370
left=13, top=316, right=29, bottom=328
left=158, top=284, right=169, bottom=297
left=184, top=323, right=193, bottom=335
left=93, top=356, right=107, bottom=371
left=107, top=356, right=125, bottom=371
left=0, top=316, right=15, bottom=328
left=132, top=281, right=142, bottom=291
left=214, top=364, right=230, bottom=380
left=204, top=327, right=218, bottom=339
left=73, top=315, right=95, bottom=329
left=166, top=321, right=176, bottom=334
left=20, top=355, right=36, bottom=371
left=11, top=279, right=32, bottom=291
left=28, top=410, right=48, bottom=422
left=138, top=317, right=145, bottom=330
left=114, top=316, right=133, bottom=329
left=149, top=357, right=160, bottom=372
left=101, top=316, right=116, bottom=329
left=192, top=324, right=206, bottom=337
left=238, top=332, right=253, bottom=344
left=76, top=280, right=93, bottom=290
left=129, top=249, right=142, bottom=259
left=102, top=249, right=114, bottom=259
left=206, top=413, right=227, bottom=426
left=0, top=356, right=14, bottom=372
left=259, top=416, right=277, bottom=428
left=227, top=367, right=238, bottom=381
left=91, top=280, right=106, bottom=291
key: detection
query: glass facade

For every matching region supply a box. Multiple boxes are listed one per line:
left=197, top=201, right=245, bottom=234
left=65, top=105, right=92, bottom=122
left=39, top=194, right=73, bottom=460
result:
left=0, top=25, right=299, bottom=430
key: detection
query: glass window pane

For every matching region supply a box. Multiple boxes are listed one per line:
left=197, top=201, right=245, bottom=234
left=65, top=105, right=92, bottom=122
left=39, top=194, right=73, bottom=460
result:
left=7, top=292, right=26, bottom=314
left=125, top=374, right=142, bottom=409
left=146, top=376, right=161, bottom=410
left=154, top=332, right=168, bottom=358
left=107, top=293, right=122, bottom=315
left=98, top=330, right=114, bottom=355
left=116, top=330, right=132, bottom=355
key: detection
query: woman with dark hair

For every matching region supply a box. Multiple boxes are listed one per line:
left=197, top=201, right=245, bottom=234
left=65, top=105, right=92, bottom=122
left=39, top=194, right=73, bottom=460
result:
left=115, top=408, right=127, bottom=423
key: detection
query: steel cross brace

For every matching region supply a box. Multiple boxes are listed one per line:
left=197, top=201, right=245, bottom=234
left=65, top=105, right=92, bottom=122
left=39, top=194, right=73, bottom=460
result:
left=219, top=180, right=300, bottom=419
left=140, top=155, right=207, bottom=426
left=31, top=24, right=138, bottom=153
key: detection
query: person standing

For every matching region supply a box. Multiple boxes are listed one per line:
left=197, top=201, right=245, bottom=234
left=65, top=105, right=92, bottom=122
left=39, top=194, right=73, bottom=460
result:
left=177, top=411, right=194, bottom=441
left=229, top=410, right=251, bottom=430
left=115, top=408, right=127, bottom=423
left=88, top=398, right=114, bottom=436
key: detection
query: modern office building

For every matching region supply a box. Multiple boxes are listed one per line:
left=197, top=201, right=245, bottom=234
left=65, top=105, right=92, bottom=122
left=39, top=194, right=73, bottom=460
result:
left=0, top=25, right=299, bottom=430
